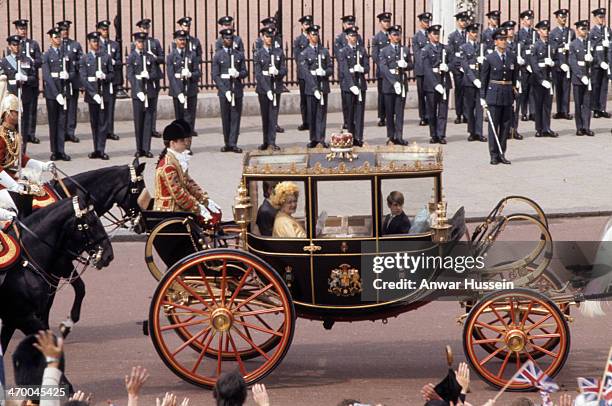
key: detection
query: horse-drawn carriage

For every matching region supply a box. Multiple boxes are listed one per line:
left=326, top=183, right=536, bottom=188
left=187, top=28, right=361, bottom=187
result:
left=140, top=144, right=593, bottom=391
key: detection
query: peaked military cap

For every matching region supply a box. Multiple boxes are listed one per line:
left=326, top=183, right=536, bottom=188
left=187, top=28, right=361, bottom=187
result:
left=12, top=19, right=28, bottom=27
left=219, top=28, right=235, bottom=37
left=377, top=12, right=392, bottom=21
left=173, top=30, right=188, bottom=39
left=344, top=26, right=359, bottom=35
left=575, top=20, right=590, bottom=29
left=492, top=28, right=508, bottom=40
left=501, top=20, right=517, bottom=29
left=535, top=19, right=550, bottom=30
left=218, top=16, right=234, bottom=25
left=136, top=18, right=151, bottom=28
left=341, top=15, right=356, bottom=23
left=554, top=9, right=569, bottom=17
left=260, top=27, right=276, bottom=36
left=86, top=31, right=100, bottom=41
left=486, top=10, right=501, bottom=19
left=427, top=24, right=442, bottom=34
left=418, top=12, right=433, bottom=22
left=261, top=17, right=276, bottom=26
left=305, top=25, right=320, bottom=34
left=56, top=20, right=72, bottom=30
left=454, top=11, right=472, bottom=20
left=592, top=8, right=606, bottom=17
left=466, top=23, right=480, bottom=32
left=132, top=32, right=148, bottom=41
left=47, top=28, right=61, bottom=37
left=519, top=10, right=534, bottom=19
left=298, top=15, right=313, bottom=24
left=177, top=16, right=192, bottom=26
left=96, top=20, right=111, bottom=29
left=6, top=35, right=21, bottom=45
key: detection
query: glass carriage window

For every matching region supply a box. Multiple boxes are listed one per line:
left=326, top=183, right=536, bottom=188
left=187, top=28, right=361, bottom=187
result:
left=379, top=178, right=436, bottom=235
left=250, top=180, right=307, bottom=238
left=315, top=180, right=372, bottom=238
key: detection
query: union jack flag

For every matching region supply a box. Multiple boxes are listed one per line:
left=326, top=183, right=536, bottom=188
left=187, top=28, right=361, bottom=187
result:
left=512, top=360, right=560, bottom=393
left=601, top=349, right=612, bottom=404
left=577, top=377, right=601, bottom=402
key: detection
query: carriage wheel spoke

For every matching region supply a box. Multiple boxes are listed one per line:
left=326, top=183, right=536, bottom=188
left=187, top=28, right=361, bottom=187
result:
left=197, top=264, right=219, bottom=307
left=220, top=259, right=228, bottom=307
left=161, top=301, right=209, bottom=316
left=508, top=297, right=516, bottom=325
left=227, top=266, right=254, bottom=309
left=175, top=277, right=215, bottom=312
left=236, top=306, right=285, bottom=318
left=479, top=346, right=505, bottom=366
left=520, top=301, right=534, bottom=328
left=233, top=284, right=275, bottom=312
left=232, top=326, right=271, bottom=360
left=191, top=330, right=216, bottom=373
left=227, top=331, right=247, bottom=375
left=524, top=314, right=553, bottom=333
left=243, top=304, right=276, bottom=331
left=528, top=333, right=561, bottom=340
left=523, top=348, right=546, bottom=372
left=497, top=350, right=512, bottom=378
left=474, top=320, right=505, bottom=334
left=172, top=326, right=211, bottom=357
left=490, top=305, right=510, bottom=329
left=473, top=337, right=505, bottom=345
left=161, top=318, right=206, bottom=331
left=529, top=344, right=558, bottom=358
left=234, top=319, right=284, bottom=337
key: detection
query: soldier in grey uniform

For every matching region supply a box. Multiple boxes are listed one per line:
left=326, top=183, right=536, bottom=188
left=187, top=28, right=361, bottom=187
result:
left=448, top=11, right=470, bottom=124
left=569, top=20, right=595, bottom=136
left=371, top=12, right=392, bottom=127
left=459, top=23, right=486, bottom=142
left=481, top=10, right=500, bottom=53
left=517, top=10, right=536, bottom=122
left=13, top=19, right=42, bottom=145
left=215, top=16, right=245, bottom=53
left=589, top=8, right=612, bottom=118
left=334, top=15, right=363, bottom=130
left=414, top=12, right=431, bottom=126
left=379, top=25, right=412, bottom=145
left=480, top=28, right=516, bottom=165
left=550, top=9, right=575, bottom=120
left=133, top=18, right=164, bottom=138
left=98, top=20, right=122, bottom=141
left=173, top=17, right=203, bottom=65
left=254, top=27, right=286, bottom=151
left=293, top=15, right=313, bottom=131
left=57, top=20, right=82, bottom=143
left=213, top=28, right=247, bottom=153
left=501, top=20, right=523, bottom=140
left=167, top=30, right=201, bottom=138
left=127, top=32, right=158, bottom=158
left=338, top=26, right=369, bottom=146
left=42, top=28, right=72, bottom=161
left=530, top=20, right=558, bottom=138
left=300, top=25, right=332, bottom=148
left=80, top=31, right=114, bottom=160
left=422, top=24, right=452, bottom=144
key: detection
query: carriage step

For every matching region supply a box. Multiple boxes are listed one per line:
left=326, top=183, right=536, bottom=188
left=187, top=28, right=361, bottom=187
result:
left=140, top=320, right=149, bottom=336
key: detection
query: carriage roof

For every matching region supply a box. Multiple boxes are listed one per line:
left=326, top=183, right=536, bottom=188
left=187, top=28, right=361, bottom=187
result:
left=242, top=144, right=444, bottom=177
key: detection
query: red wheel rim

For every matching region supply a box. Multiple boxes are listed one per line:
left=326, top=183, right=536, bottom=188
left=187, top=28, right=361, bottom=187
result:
left=150, top=251, right=294, bottom=388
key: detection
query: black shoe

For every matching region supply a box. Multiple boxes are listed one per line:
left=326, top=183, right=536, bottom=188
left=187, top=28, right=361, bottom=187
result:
left=529, top=114, right=535, bottom=121
left=88, top=151, right=100, bottom=159
left=320, top=142, right=330, bottom=148
left=377, top=119, right=386, bottom=127
left=306, top=141, right=318, bottom=148
left=513, top=133, right=523, bottom=140
left=134, top=151, right=143, bottom=157
left=258, top=144, right=269, bottom=151
left=535, top=132, right=543, bottom=138
left=107, top=133, right=120, bottom=140
left=394, top=138, right=408, bottom=146
left=298, top=124, right=309, bottom=131
left=220, top=146, right=232, bottom=152
left=276, top=125, right=285, bottom=133
left=232, top=147, right=243, bottom=153
left=67, top=135, right=80, bottom=143
left=191, top=131, right=198, bottom=137
left=439, top=138, right=447, bottom=145
left=576, top=129, right=585, bottom=136
left=419, top=119, right=428, bottom=126
left=454, top=117, right=462, bottom=124
left=553, top=113, right=562, bottom=119
left=100, top=153, right=110, bottom=160
left=521, top=115, right=529, bottom=122
left=30, top=137, right=40, bottom=144
left=341, top=124, right=348, bottom=130
left=270, top=144, right=281, bottom=151
left=490, top=159, right=499, bottom=165
left=499, top=157, right=511, bottom=164
left=547, top=131, right=559, bottom=138
left=601, top=111, right=611, bottom=118
left=467, top=134, right=478, bottom=142
left=429, top=138, right=439, bottom=144
left=187, top=149, right=193, bottom=156
left=60, top=153, right=71, bottom=161
left=115, top=89, right=129, bottom=99
left=144, top=151, right=154, bottom=158
left=353, top=140, right=363, bottom=147
left=50, top=153, right=59, bottom=161
left=479, top=136, right=488, bottom=142
left=594, top=111, right=601, bottom=118
left=462, top=116, right=468, bottom=123
left=152, top=131, right=162, bottom=138
left=585, top=130, right=595, bottom=136
left=566, top=113, right=574, bottom=120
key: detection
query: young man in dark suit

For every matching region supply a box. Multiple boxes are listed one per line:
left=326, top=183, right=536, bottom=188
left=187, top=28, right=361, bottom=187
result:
left=382, top=191, right=411, bottom=235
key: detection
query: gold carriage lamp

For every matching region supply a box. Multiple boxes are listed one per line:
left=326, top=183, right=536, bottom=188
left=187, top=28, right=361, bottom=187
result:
left=431, top=201, right=452, bottom=243
left=232, top=179, right=252, bottom=246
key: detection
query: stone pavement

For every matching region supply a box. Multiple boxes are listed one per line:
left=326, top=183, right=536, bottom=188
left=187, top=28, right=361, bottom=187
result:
left=24, top=106, right=612, bottom=220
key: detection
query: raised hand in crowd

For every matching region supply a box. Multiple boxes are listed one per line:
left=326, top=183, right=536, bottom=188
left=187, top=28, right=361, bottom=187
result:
left=32, top=330, right=63, bottom=368
left=421, top=383, right=443, bottom=402
left=156, top=392, right=177, bottom=406
left=456, top=362, right=470, bottom=395
left=251, top=383, right=270, bottom=406
left=125, top=366, right=150, bottom=406
left=69, top=390, right=93, bottom=405
left=557, top=393, right=573, bottom=406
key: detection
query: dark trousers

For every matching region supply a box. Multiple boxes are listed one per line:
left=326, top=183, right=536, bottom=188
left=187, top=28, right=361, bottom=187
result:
left=463, top=86, right=483, bottom=137
left=172, top=95, right=197, bottom=133
left=416, top=75, right=426, bottom=121
left=591, top=67, right=609, bottom=112
left=107, top=93, right=117, bottom=136
left=340, top=86, right=350, bottom=129
left=306, top=94, right=328, bottom=143
left=425, top=91, right=449, bottom=140
left=519, top=72, right=534, bottom=116
left=152, top=80, right=160, bottom=133
left=452, top=72, right=464, bottom=117
left=573, top=85, right=592, bottom=131
left=533, top=85, right=553, bottom=133
left=258, top=93, right=279, bottom=146
left=132, top=98, right=155, bottom=153
left=219, top=95, right=242, bottom=147
left=21, top=88, right=37, bottom=144
left=383, top=93, right=406, bottom=141
left=377, top=77, right=386, bottom=120
left=343, top=91, right=366, bottom=142
left=553, top=70, right=571, bottom=114
left=88, top=102, right=107, bottom=153
left=66, top=84, right=78, bottom=138
left=298, top=79, right=308, bottom=127
left=45, top=98, right=66, bottom=154
left=487, top=104, right=511, bottom=160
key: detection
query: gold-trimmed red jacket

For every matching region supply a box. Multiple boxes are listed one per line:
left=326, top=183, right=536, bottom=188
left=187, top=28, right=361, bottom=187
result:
left=0, top=122, right=30, bottom=191
left=153, top=150, right=208, bottom=213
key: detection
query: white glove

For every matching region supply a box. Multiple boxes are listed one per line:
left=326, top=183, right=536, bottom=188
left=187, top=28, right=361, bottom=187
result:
left=603, top=39, right=610, bottom=48
left=228, top=67, right=239, bottom=78
left=564, top=41, right=570, bottom=51
left=350, top=85, right=360, bottom=96
left=477, top=56, right=485, bottom=64
left=393, top=82, right=402, bottom=95
left=473, top=79, right=482, bottom=89
left=0, top=170, right=25, bottom=193
left=435, top=84, right=445, bottom=95
left=59, top=71, right=69, bottom=80
left=268, top=65, right=279, bottom=75
left=560, top=64, right=569, bottom=72
left=480, top=98, right=488, bottom=108
left=544, top=57, right=554, bottom=67
left=266, top=90, right=274, bottom=101
left=207, top=199, right=221, bottom=214
left=198, top=204, right=212, bottom=221
left=178, top=93, right=186, bottom=105
left=584, top=53, right=594, bottom=62
left=56, top=94, right=65, bottom=106
left=541, top=80, right=552, bottom=89
left=601, top=61, right=609, bottom=70
left=93, top=94, right=103, bottom=105
left=527, top=65, right=533, bottom=73
left=225, top=91, right=233, bottom=103
left=439, top=63, right=449, bottom=72
left=0, top=74, right=7, bottom=81
left=353, top=64, right=364, bottom=73
left=181, top=68, right=192, bottom=79
left=313, top=90, right=321, bottom=100
left=581, top=76, right=589, bottom=86
left=0, top=207, right=16, bottom=222
left=15, top=72, right=28, bottom=82
left=140, top=70, right=149, bottom=79
left=137, top=92, right=146, bottom=102
left=42, top=161, right=56, bottom=172
left=95, top=70, right=106, bottom=80
left=397, top=59, right=408, bottom=68
left=315, top=67, right=326, bottom=76
left=517, top=56, right=526, bottom=65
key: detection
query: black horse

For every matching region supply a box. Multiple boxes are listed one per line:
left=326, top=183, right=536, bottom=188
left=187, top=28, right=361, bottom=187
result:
left=0, top=195, right=114, bottom=352
left=35, top=159, right=147, bottom=336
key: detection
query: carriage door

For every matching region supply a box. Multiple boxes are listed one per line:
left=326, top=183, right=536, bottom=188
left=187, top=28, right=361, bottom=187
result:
left=310, top=179, right=376, bottom=306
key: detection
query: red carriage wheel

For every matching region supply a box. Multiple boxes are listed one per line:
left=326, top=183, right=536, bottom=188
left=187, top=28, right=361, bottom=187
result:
left=463, top=289, right=570, bottom=391
left=149, top=249, right=295, bottom=388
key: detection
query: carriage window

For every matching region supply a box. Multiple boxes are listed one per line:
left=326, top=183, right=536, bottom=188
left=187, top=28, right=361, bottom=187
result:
left=251, top=180, right=307, bottom=238
left=380, top=177, right=436, bottom=236
left=316, top=180, right=372, bottom=238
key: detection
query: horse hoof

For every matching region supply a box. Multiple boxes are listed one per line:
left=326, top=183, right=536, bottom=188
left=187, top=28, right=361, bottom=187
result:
left=59, top=323, right=72, bottom=338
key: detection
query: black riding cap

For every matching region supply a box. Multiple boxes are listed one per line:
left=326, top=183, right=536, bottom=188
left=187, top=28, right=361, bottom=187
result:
left=163, top=121, right=190, bottom=141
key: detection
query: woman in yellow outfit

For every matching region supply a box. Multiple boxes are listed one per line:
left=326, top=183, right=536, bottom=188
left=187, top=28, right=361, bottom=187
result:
left=271, top=182, right=306, bottom=238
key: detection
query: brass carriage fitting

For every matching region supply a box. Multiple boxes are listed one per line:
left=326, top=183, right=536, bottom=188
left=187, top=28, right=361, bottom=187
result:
left=431, top=201, right=452, bottom=243
left=232, top=179, right=252, bottom=225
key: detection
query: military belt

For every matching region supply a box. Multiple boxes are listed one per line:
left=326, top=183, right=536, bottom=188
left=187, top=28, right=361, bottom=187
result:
left=220, top=74, right=231, bottom=79
left=8, top=80, right=16, bottom=85
left=87, top=77, right=96, bottom=82
left=50, top=72, right=59, bottom=78
left=490, top=80, right=512, bottom=85
left=578, top=61, right=586, bottom=66
left=469, top=64, right=477, bottom=69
